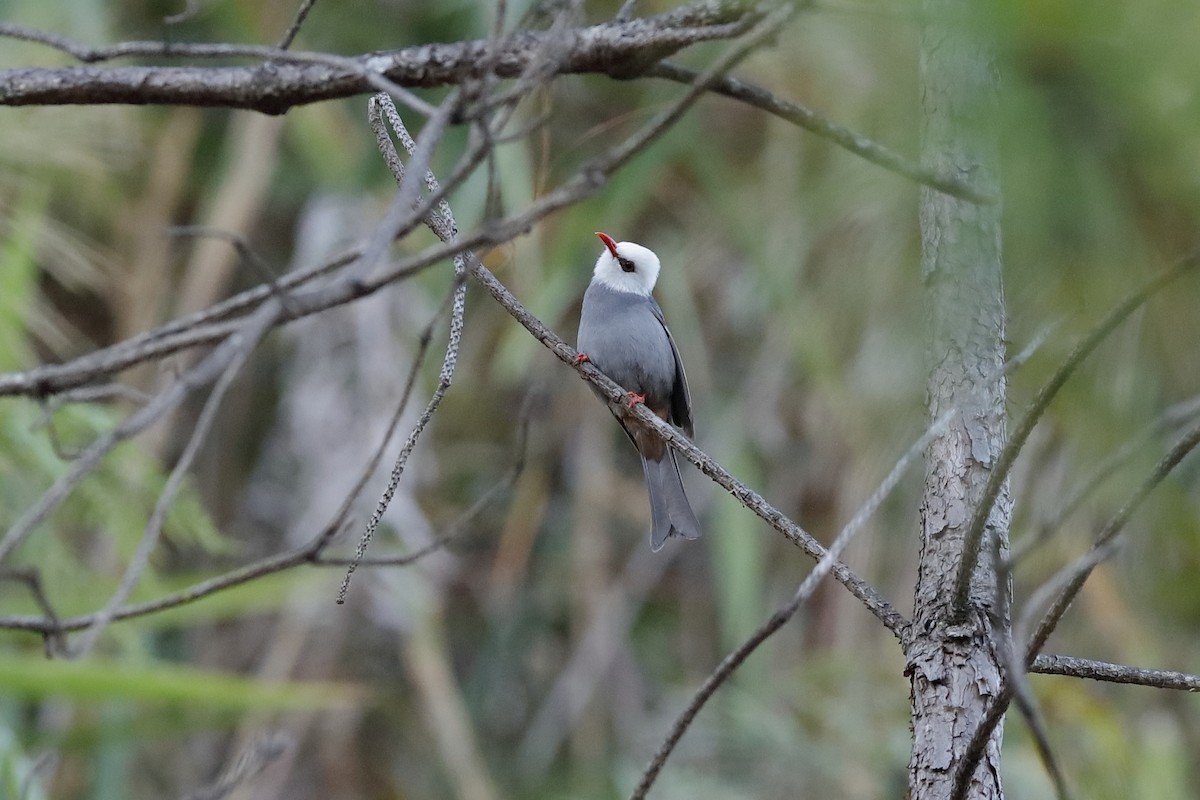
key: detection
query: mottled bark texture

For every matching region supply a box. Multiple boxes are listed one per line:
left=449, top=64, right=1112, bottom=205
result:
left=906, top=2, right=1010, bottom=799
left=0, top=1, right=759, bottom=113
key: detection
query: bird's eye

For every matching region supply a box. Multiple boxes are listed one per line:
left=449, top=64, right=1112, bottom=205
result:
left=619, top=257, right=635, bottom=273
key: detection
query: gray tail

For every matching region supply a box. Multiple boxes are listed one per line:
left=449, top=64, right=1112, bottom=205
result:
left=641, top=451, right=702, bottom=552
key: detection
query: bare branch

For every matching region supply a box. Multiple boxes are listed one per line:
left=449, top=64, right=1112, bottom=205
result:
left=953, top=418, right=1200, bottom=797
left=0, top=568, right=66, bottom=656
left=950, top=248, right=1200, bottom=622
left=180, top=732, right=291, bottom=800
left=1030, top=654, right=1200, bottom=692
left=277, top=0, right=319, bottom=50
left=466, top=251, right=907, bottom=634
left=68, top=300, right=282, bottom=657
left=630, top=408, right=951, bottom=799
left=0, top=249, right=342, bottom=399
left=0, top=1, right=762, bottom=114
left=337, top=95, right=471, bottom=602
left=646, top=61, right=995, bottom=203
left=1022, top=418, right=1200, bottom=658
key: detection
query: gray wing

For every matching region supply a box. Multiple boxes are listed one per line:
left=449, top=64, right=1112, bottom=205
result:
left=650, top=300, right=694, bottom=438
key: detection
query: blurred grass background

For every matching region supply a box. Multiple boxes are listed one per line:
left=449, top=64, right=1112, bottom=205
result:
left=0, top=0, right=1199, bottom=797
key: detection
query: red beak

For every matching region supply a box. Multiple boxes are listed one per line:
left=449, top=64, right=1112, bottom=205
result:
left=595, top=231, right=619, bottom=258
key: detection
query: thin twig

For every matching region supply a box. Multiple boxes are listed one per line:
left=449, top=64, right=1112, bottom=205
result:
left=630, top=408, right=953, bottom=799
left=1011, top=393, right=1200, bottom=565
left=338, top=97, right=470, bottom=602
left=277, top=0, right=319, bottom=50
left=1021, top=419, right=1200, bottom=658
left=0, top=568, right=66, bottom=656
left=69, top=299, right=282, bottom=657
left=646, top=61, right=994, bottom=204
left=951, top=418, right=1200, bottom=798
left=950, top=249, right=1200, bottom=622
left=466, top=255, right=907, bottom=634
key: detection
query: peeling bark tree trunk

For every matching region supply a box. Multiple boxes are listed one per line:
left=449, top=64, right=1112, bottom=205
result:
left=907, top=2, right=1011, bottom=799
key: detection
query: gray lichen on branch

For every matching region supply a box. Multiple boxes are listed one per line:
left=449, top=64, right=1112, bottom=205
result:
left=0, top=1, right=763, bottom=113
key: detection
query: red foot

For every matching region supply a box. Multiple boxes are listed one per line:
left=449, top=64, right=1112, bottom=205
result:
left=626, top=391, right=646, bottom=408
left=574, top=352, right=591, bottom=365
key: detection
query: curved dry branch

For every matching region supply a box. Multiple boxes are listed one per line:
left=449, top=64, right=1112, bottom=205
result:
left=951, top=418, right=1200, bottom=799
left=950, top=249, right=1200, bottom=622
left=1022, top=419, right=1200, bottom=659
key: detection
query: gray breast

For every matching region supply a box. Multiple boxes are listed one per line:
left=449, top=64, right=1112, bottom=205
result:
left=577, top=281, right=675, bottom=405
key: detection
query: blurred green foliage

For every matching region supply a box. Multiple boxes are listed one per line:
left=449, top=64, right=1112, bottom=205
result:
left=0, top=0, right=1198, bottom=797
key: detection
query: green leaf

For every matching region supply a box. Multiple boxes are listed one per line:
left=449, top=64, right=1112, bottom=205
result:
left=0, top=654, right=369, bottom=712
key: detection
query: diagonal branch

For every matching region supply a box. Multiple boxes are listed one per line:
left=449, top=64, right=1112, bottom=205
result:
left=67, top=300, right=282, bottom=657
left=630, top=407, right=951, bottom=799
left=0, top=5, right=782, bottom=403
left=646, top=62, right=994, bottom=203
left=1021, top=418, right=1200, bottom=659
left=949, top=249, right=1200, bottom=622
left=951, top=417, right=1200, bottom=798
left=337, top=95, right=470, bottom=602
left=466, top=253, right=908, bottom=636
left=0, top=302, right=279, bottom=563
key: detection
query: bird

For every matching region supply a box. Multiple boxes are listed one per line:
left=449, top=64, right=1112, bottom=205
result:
left=575, top=232, right=702, bottom=551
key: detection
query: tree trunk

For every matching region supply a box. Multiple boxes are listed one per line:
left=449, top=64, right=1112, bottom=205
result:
left=907, top=1, right=1010, bottom=798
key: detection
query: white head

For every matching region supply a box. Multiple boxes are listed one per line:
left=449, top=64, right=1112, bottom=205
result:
left=592, top=232, right=661, bottom=296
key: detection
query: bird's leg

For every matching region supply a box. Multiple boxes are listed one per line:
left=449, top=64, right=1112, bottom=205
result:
left=573, top=352, right=591, bottom=365
left=626, top=391, right=646, bottom=408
